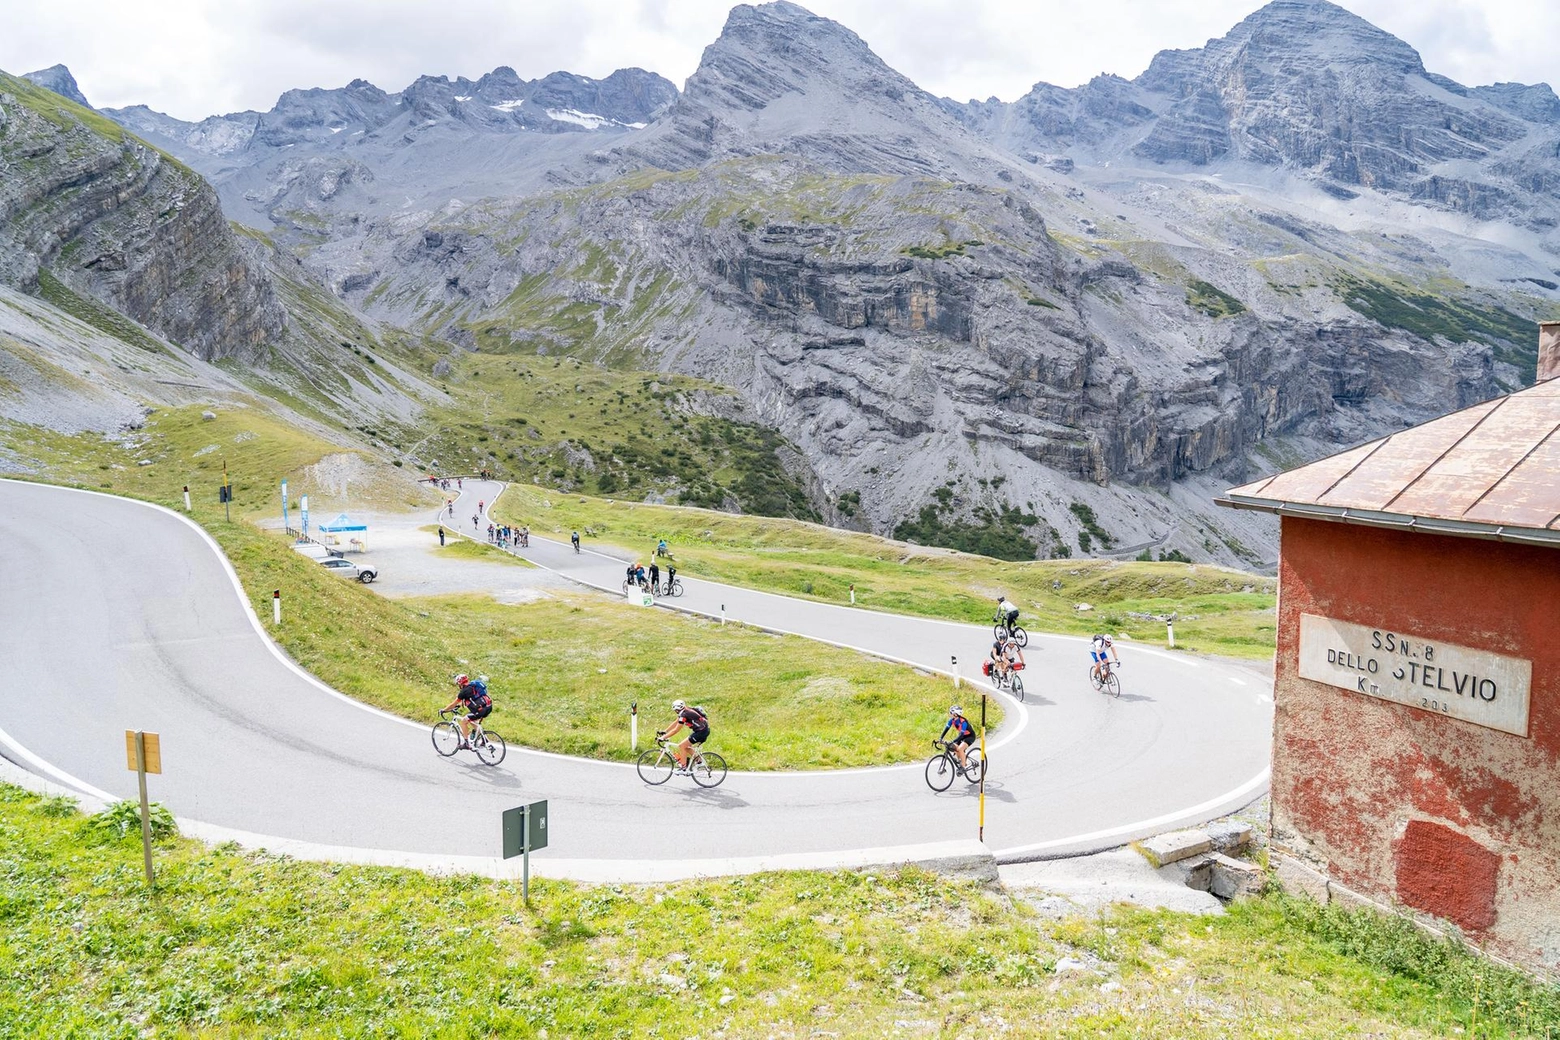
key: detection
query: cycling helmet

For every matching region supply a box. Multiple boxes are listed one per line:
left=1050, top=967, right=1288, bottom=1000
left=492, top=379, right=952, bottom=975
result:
left=950, top=704, right=963, bottom=716
left=673, top=699, right=686, bottom=710
left=452, top=673, right=469, bottom=687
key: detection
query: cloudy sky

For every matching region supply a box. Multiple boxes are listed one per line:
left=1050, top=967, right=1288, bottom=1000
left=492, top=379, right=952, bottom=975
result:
left=3, top=0, right=1555, bottom=121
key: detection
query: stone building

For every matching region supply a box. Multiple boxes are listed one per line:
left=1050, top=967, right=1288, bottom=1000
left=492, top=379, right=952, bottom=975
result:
left=1220, top=322, right=1560, bottom=975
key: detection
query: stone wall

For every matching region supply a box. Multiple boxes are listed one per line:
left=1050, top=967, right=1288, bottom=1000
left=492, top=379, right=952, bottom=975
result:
left=1271, top=517, right=1560, bottom=974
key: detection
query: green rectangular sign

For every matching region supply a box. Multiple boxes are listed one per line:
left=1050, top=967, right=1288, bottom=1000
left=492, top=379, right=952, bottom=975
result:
left=502, top=800, right=548, bottom=859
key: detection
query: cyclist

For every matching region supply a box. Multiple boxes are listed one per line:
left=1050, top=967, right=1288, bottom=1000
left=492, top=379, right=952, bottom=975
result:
left=659, top=698, right=710, bottom=772
left=997, top=595, right=1019, bottom=634
left=648, top=559, right=661, bottom=594
left=1090, top=633, right=1119, bottom=685
left=990, top=637, right=1024, bottom=684
left=938, top=705, right=976, bottom=772
left=571, top=530, right=581, bottom=552
left=666, top=562, right=677, bottom=591
left=442, top=673, right=493, bottom=748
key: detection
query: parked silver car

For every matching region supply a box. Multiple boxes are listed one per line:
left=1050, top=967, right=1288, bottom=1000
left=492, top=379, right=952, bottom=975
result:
left=319, top=556, right=378, bottom=583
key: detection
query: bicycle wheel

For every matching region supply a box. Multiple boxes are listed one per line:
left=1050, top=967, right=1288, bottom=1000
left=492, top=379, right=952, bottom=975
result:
left=963, top=747, right=986, bottom=784
left=637, top=748, right=675, bottom=785
left=1011, top=673, right=1025, bottom=702
left=431, top=721, right=461, bottom=757
left=1105, top=672, right=1121, bottom=698
left=1011, top=626, right=1028, bottom=648
left=475, top=732, right=507, bottom=766
left=992, top=623, right=1007, bottom=641
left=670, top=580, right=684, bottom=598
left=1088, top=667, right=1103, bottom=692
left=925, top=753, right=956, bottom=792
left=690, top=751, right=727, bottom=788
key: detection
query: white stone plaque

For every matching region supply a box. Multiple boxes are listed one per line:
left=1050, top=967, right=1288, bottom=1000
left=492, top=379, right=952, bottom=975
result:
left=1297, top=614, right=1532, bottom=737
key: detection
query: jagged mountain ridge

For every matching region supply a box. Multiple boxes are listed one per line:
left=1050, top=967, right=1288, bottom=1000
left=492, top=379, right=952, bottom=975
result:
left=952, top=0, right=1560, bottom=229
left=104, top=65, right=678, bottom=161
left=14, top=1, right=1560, bottom=566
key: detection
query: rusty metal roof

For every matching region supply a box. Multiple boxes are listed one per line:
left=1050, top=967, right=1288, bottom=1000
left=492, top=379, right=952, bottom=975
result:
left=1221, top=378, right=1560, bottom=547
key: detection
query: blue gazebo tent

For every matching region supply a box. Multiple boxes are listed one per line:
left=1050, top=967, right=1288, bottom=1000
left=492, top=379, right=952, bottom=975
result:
left=319, top=512, right=368, bottom=552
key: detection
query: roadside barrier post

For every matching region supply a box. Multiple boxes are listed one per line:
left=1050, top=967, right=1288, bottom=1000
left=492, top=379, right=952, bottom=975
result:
left=849, top=583, right=856, bottom=605
left=182, top=485, right=191, bottom=511
left=124, top=730, right=162, bottom=888
left=720, top=603, right=726, bottom=626
left=631, top=702, right=638, bottom=751
left=978, top=696, right=987, bottom=843
left=1167, top=619, right=1175, bottom=648
left=272, top=590, right=281, bottom=625
left=952, top=655, right=960, bottom=689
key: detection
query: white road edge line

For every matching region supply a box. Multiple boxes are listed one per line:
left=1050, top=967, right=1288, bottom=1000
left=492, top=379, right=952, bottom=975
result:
left=992, top=767, right=1271, bottom=860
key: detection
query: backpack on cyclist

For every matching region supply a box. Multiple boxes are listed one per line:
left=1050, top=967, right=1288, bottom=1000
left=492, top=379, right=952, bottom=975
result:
left=686, top=704, right=709, bottom=728
left=463, top=678, right=492, bottom=709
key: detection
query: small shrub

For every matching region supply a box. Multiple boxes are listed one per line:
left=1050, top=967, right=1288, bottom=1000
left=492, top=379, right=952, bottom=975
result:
left=90, top=800, right=178, bottom=841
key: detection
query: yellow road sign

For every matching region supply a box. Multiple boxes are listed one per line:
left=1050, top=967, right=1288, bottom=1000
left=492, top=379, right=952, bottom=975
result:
left=125, top=730, right=162, bottom=774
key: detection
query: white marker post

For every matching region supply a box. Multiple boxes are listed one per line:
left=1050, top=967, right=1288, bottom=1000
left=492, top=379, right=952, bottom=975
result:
left=182, top=485, right=191, bottom=511
left=1167, top=619, right=1175, bottom=648
left=849, top=583, right=856, bottom=605
left=952, top=655, right=960, bottom=689
left=720, top=603, right=726, bottom=626
left=630, top=701, right=638, bottom=751
left=273, top=589, right=281, bottom=625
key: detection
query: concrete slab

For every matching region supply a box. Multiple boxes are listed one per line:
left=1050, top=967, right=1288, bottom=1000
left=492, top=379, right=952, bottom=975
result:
left=1001, top=847, right=1224, bottom=916
left=1137, top=829, right=1213, bottom=867
left=1209, top=852, right=1266, bottom=899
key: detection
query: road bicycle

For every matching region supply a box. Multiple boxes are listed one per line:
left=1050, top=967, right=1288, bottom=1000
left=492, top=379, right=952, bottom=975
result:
left=432, top=710, right=507, bottom=765
left=992, top=613, right=1028, bottom=648
left=926, top=739, right=985, bottom=791
left=1089, top=660, right=1121, bottom=698
left=623, top=576, right=652, bottom=596
left=654, top=577, right=685, bottom=597
left=990, top=661, right=1025, bottom=701
left=637, top=734, right=727, bottom=788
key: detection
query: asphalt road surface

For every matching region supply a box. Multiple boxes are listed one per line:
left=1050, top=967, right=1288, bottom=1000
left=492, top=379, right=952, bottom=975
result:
left=0, top=478, right=1271, bottom=875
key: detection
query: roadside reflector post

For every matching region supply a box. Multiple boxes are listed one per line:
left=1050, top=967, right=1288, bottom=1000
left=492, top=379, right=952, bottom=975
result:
left=182, top=485, right=191, bottom=511
left=849, top=583, right=856, bottom=605
left=630, top=701, right=638, bottom=751
left=273, top=589, right=281, bottom=625
left=979, top=695, right=988, bottom=843
left=952, top=655, right=960, bottom=689
left=720, top=603, right=726, bottom=626
left=124, top=730, right=162, bottom=888
left=1167, top=618, right=1175, bottom=648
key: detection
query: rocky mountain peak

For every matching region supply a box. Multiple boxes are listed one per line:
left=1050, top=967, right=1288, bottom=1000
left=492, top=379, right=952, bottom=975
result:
left=21, top=64, right=90, bottom=108
left=684, top=1, right=922, bottom=113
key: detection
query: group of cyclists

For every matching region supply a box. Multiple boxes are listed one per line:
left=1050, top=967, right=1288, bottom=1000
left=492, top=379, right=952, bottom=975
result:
left=625, top=552, right=678, bottom=596
left=438, top=581, right=1123, bottom=790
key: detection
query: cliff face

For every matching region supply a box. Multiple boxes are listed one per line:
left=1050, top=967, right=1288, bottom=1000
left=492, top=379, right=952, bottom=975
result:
left=0, top=73, right=284, bottom=362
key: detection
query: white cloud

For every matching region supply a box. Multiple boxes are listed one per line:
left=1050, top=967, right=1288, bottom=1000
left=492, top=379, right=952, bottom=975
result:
left=0, top=0, right=1554, bottom=121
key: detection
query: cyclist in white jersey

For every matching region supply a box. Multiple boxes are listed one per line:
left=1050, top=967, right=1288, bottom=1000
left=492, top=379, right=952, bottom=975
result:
left=1090, top=633, right=1119, bottom=685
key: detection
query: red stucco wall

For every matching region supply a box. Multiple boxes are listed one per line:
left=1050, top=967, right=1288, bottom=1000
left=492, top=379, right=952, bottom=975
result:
left=1274, top=517, right=1560, bottom=971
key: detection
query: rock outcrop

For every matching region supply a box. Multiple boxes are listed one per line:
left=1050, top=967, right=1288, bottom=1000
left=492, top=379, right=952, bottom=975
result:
left=0, top=73, right=284, bottom=362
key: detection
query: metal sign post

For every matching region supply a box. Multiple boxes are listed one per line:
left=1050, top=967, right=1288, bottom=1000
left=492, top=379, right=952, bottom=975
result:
left=221, top=459, right=232, bottom=522
left=502, top=800, right=549, bottom=905
left=123, top=730, right=162, bottom=888
left=978, top=695, right=987, bottom=843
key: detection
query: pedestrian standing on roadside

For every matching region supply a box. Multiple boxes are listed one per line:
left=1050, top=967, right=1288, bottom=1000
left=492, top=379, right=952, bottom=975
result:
left=439, top=526, right=446, bottom=547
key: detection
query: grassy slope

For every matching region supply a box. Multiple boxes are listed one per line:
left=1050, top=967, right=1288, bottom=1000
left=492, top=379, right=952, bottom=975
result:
left=4, top=410, right=993, bottom=769
left=6, top=785, right=1558, bottom=1038
left=497, top=485, right=1278, bottom=659
left=416, top=352, right=818, bottom=519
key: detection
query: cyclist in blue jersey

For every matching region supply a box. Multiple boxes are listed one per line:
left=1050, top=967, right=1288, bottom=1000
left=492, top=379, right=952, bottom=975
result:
left=938, top=705, right=976, bottom=771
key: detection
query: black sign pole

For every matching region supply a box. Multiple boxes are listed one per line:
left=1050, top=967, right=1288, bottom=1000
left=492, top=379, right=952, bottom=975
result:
left=523, top=805, right=532, bottom=905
